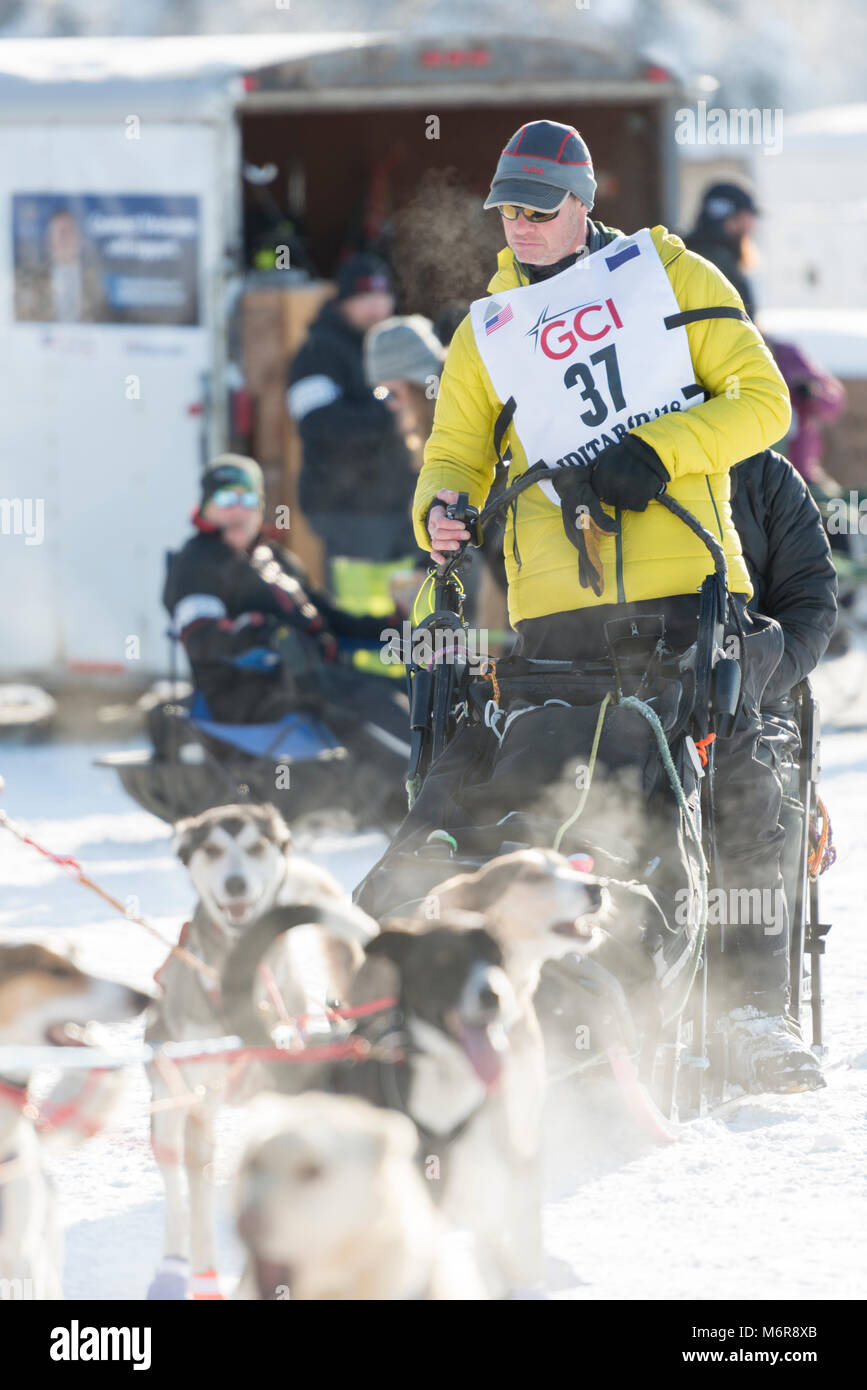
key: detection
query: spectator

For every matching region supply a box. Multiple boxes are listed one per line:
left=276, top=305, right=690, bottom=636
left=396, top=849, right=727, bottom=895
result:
left=765, top=339, right=846, bottom=487
left=731, top=449, right=837, bottom=711
left=162, top=455, right=412, bottom=799
left=287, top=254, right=417, bottom=577
left=363, top=314, right=446, bottom=473
left=684, top=182, right=760, bottom=320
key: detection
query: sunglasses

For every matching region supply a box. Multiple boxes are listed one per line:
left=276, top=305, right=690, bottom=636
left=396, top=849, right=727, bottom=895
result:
left=498, top=197, right=568, bottom=223
left=209, top=488, right=261, bottom=510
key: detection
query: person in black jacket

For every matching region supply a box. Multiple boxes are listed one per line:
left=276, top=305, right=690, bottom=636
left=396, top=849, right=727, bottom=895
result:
left=684, top=182, right=759, bottom=321
left=163, top=454, right=411, bottom=785
left=731, top=448, right=838, bottom=708
left=710, top=448, right=836, bottom=1085
left=286, top=254, right=418, bottom=573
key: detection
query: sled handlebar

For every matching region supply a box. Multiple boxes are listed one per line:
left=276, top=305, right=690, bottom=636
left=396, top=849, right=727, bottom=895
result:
left=435, top=465, right=728, bottom=590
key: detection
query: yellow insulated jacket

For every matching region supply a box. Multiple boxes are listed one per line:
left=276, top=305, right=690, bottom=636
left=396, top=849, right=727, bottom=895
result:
left=412, top=225, right=791, bottom=625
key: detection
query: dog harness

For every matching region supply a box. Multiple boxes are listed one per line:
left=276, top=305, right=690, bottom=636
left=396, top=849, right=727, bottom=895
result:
left=340, top=1009, right=487, bottom=1182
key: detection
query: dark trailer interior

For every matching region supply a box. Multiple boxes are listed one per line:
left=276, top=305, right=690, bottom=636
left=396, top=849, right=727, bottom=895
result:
left=237, top=32, right=682, bottom=314
left=231, top=32, right=683, bottom=580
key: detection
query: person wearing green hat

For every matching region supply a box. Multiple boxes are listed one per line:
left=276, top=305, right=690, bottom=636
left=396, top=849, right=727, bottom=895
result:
left=162, top=453, right=412, bottom=792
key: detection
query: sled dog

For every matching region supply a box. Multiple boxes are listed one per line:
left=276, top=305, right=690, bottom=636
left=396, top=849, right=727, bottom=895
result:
left=0, top=943, right=148, bottom=1299
left=146, top=802, right=377, bottom=1301
left=234, top=1092, right=486, bottom=1300
left=415, top=849, right=608, bottom=1295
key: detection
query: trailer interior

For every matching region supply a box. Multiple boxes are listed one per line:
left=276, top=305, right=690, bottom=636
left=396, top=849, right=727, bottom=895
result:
left=232, top=35, right=679, bottom=580
left=239, top=99, right=668, bottom=315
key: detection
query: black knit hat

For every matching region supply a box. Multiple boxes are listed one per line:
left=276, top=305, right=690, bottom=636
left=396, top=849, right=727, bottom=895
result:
left=335, top=253, right=393, bottom=302
left=200, top=453, right=264, bottom=507
left=699, top=183, right=761, bottom=222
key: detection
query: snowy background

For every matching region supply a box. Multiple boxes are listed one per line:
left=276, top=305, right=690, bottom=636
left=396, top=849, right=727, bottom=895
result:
left=1, top=647, right=865, bottom=1300
left=1, top=0, right=865, bottom=114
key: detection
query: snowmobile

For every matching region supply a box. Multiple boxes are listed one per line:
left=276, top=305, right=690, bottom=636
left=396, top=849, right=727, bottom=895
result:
left=344, top=471, right=833, bottom=1119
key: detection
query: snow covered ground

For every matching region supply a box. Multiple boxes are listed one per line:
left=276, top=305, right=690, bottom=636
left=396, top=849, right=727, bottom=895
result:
left=1, top=650, right=865, bottom=1300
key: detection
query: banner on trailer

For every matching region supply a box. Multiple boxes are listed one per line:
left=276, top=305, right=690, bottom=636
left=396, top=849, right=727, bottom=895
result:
left=12, top=193, right=200, bottom=326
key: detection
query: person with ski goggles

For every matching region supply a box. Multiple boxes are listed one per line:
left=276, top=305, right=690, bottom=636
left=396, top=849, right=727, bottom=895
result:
left=161, top=455, right=411, bottom=816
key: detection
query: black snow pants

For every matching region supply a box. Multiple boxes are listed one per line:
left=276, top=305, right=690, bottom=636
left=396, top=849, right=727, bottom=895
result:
left=516, top=593, right=791, bottom=1016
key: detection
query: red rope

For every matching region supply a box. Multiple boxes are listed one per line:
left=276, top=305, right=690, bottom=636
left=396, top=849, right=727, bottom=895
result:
left=1, top=1035, right=405, bottom=1143
left=35, top=1070, right=107, bottom=1137
left=18, top=832, right=82, bottom=877
left=328, top=996, right=397, bottom=1020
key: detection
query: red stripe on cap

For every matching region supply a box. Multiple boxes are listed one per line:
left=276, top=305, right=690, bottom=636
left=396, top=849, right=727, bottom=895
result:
left=506, top=150, right=591, bottom=165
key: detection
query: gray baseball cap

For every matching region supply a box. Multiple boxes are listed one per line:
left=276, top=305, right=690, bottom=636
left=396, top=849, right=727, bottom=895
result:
left=483, top=120, right=597, bottom=213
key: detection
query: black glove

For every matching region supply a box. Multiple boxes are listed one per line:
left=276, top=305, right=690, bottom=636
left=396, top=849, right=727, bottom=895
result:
left=551, top=463, right=619, bottom=596
left=590, top=435, right=670, bottom=513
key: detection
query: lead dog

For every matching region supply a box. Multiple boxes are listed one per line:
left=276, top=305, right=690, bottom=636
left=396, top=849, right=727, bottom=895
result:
left=146, top=803, right=377, bottom=1300
left=0, top=943, right=148, bottom=1299
left=234, top=1093, right=486, bottom=1300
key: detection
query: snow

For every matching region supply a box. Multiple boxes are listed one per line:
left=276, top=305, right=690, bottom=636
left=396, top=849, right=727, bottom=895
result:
left=1, top=651, right=866, bottom=1300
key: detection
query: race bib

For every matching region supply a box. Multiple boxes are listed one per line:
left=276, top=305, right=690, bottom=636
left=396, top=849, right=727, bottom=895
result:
left=471, top=228, right=703, bottom=505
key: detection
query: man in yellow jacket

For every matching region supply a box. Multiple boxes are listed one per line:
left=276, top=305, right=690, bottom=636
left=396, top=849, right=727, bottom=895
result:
left=413, top=120, right=822, bottom=1093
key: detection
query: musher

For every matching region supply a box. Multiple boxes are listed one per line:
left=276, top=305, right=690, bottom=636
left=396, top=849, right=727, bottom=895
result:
left=413, top=120, right=823, bottom=1092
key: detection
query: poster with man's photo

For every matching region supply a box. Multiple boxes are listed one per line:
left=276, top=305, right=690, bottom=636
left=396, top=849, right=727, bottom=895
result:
left=12, top=193, right=200, bottom=325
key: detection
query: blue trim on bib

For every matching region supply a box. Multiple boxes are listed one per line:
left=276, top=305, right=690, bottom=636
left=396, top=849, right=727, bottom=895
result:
left=605, top=244, right=641, bottom=271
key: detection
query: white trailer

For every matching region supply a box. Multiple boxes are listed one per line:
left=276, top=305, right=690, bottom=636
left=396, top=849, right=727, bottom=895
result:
left=0, top=32, right=687, bottom=682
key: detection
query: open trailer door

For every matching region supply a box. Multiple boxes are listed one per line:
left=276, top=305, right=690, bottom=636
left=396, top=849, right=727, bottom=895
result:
left=229, top=30, right=682, bottom=581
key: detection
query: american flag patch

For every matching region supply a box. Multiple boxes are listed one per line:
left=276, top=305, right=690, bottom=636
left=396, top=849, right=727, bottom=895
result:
left=485, top=302, right=514, bottom=335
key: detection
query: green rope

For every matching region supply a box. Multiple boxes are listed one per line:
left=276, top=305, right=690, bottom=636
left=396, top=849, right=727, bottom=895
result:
left=551, top=688, right=708, bottom=1024
left=618, top=695, right=709, bottom=1024
left=552, top=693, right=612, bottom=854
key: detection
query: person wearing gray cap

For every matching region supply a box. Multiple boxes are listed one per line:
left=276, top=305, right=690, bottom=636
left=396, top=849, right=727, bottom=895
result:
left=410, top=118, right=822, bottom=1094
left=363, top=315, right=446, bottom=469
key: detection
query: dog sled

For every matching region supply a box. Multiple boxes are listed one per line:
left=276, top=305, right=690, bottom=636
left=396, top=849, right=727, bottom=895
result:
left=348, top=470, right=833, bottom=1120
left=97, top=561, right=410, bottom=831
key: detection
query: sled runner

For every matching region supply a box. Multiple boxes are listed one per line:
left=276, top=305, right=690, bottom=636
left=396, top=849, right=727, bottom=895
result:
left=96, top=693, right=350, bottom=826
